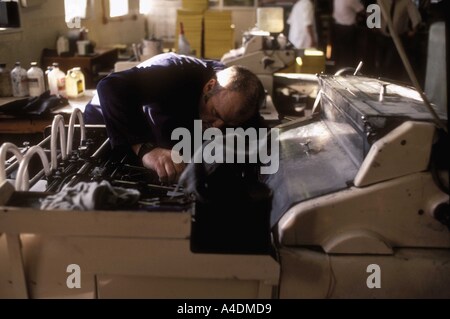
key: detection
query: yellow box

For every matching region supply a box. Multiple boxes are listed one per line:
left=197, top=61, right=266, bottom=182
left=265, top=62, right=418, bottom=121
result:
left=295, top=50, right=326, bottom=74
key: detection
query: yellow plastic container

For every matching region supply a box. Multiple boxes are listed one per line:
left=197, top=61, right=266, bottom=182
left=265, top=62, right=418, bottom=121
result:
left=65, top=67, right=85, bottom=98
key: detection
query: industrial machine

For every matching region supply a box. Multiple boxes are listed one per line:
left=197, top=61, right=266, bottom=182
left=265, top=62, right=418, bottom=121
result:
left=220, top=7, right=324, bottom=124
left=0, top=74, right=448, bottom=299
left=0, top=110, right=279, bottom=298
left=221, top=30, right=297, bottom=123
left=270, top=74, right=449, bottom=298
left=221, top=7, right=296, bottom=98
left=221, top=31, right=296, bottom=97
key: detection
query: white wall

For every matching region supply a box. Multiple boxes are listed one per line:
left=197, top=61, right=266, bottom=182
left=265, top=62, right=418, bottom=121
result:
left=83, top=0, right=146, bottom=49
left=0, top=0, right=262, bottom=71
left=231, top=8, right=257, bottom=47
left=0, top=0, right=146, bottom=70
left=0, top=0, right=67, bottom=69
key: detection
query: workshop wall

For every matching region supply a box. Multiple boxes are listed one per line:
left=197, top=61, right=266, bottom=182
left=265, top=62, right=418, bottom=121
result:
left=0, top=0, right=67, bottom=68
left=83, top=0, right=145, bottom=49
left=0, top=0, right=145, bottom=69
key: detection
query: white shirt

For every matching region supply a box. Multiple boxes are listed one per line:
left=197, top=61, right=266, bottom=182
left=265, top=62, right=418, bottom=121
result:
left=333, top=0, right=364, bottom=25
left=377, top=0, right=422, bottom=36
left=287, top=0, right=317, bottom=49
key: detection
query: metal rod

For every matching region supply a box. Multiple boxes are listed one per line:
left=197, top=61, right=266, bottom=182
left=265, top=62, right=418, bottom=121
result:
left=29, top=170, right=45, bottom=187
left=91, top=138, right=111, bottom=159
left=112, top=179, right=177, bottom=191
left=353, top=61, right=363, bottom=75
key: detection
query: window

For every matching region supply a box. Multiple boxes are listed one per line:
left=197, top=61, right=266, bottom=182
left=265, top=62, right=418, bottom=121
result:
left=109, top=0, right=129, bottom=18
left=0, top=0, right=21, bottom=29
left=101, top=0, right=135, bottom=24
left=64, top=0, right=87, bottom=23
left=139, top=0, right=151, bottom=14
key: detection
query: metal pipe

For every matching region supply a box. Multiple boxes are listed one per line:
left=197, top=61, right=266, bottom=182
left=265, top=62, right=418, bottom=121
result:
left=353, top=61, right=363, bottom=75
left=50, top=115, right=67, bottom=171
left=112, top=179, right=176, bottom=191
left=91, top=138, right=110, bottom=159
left=0, top=143, right=24, bottom=183
left=66, top=108, right=86, bottom=156
left=15, top=145, right=51, bottom=191
left=29, top=170, right=45, bottom=188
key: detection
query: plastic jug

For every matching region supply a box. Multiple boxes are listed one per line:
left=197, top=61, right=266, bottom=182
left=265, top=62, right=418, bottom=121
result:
left=10, top=62, right=29, bottom=97
left=27, top=62, right=45, bottom=97
left=66, top=67, right=85, bottom=98
left=142, top=37, right=163, bottom=59
left=47, top=63, right=66, bottom=97
left=57, top=35, right=70, bottom=56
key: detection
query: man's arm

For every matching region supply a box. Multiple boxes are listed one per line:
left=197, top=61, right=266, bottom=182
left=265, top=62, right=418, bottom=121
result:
left=97, top=70, right=154, bottom=148
left=97, top=65, right=185, bottom=183
left=97, top=54, right=215, bottom=183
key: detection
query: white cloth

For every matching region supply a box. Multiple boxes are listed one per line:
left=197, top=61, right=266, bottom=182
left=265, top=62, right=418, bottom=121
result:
left=40, top=181, right=140, bottom=211
left=377, top=0, right=422, bottom=36
left=333, top=0, right=364, bottom=25
left=287, top=0, right=317, bottom=49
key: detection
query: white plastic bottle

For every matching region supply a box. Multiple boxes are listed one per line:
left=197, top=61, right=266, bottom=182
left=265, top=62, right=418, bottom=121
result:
left=277, top=33, right=287, bottom=49
left=56, top=35, right=70, bottom=56
left=48, top=63, right=66, bottom=97
left=45, top=66, right=53, bottom=92
left=10, top=62, right=29, bottom=97
left=27, top=62, right=45, bottom=97
left=47, top=64, right=58, bottom=95
left=178, top=22, right=191, bottom=55
left=66, top=67, right=85, bottom=98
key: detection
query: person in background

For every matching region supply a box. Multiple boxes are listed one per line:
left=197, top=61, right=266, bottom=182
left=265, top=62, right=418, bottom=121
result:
left=287, top=0, right=318, bottom=49
left=84, top=53, right=265, bottom=184
left=375, top=0, right=422, bottom=82
left=331, top=0, right=365, bottom=71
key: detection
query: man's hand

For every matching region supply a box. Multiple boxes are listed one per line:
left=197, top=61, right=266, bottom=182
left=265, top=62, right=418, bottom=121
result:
left=141, top=148, right=186, bottom=184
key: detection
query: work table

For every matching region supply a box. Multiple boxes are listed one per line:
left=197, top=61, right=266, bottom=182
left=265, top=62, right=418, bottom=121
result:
left=0, top=90, right=95, bottom=135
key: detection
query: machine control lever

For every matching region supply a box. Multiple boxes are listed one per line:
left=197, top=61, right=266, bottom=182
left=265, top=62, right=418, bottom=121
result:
left=379, top=83, right=389, bottom=102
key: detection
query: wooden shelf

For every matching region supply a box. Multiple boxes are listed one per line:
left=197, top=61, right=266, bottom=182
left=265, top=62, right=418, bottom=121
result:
left=42, top=48, right=118, bottom=89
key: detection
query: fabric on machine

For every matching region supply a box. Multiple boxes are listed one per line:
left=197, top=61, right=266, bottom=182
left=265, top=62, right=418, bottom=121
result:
left=40, top=181, right=140, bottom=211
